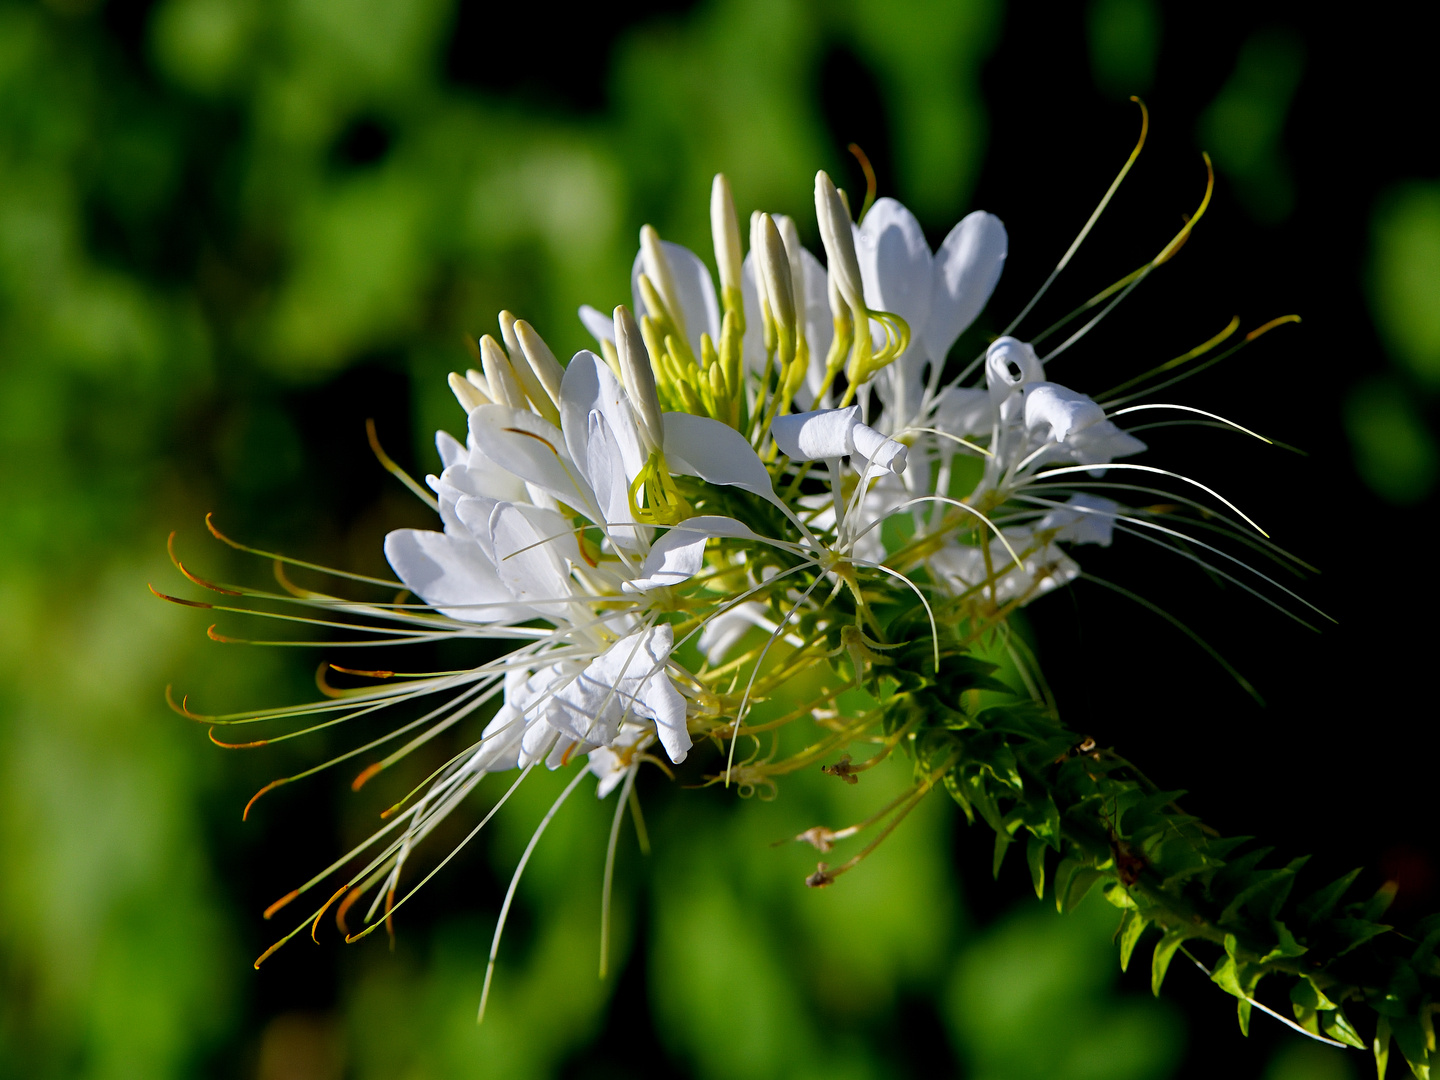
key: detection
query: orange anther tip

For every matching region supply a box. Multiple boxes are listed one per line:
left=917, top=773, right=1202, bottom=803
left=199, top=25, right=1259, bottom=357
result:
left=264, top=890, right=300, bottom=920
left=352, top=761, right=384, bottom=791
left=149, top=584, right=214, bottom=609
left=311, top=886, right=349, bottom=943
left=243, top=779, right=286, bottom=821
left=254, top=940, right=286, bottom=968
left=336, top=887, right=364, bottom=936
left=209, top=728, right=267, bottom=749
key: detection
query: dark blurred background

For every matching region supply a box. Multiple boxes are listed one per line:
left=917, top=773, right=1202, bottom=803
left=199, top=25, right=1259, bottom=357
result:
left=2, top=0, right=1436, bottom=1078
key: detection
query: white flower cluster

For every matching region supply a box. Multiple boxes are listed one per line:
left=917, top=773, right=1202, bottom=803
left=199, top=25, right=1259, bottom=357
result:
left=381, top=172, right=1151, bottom=808
left=214, top=157, right=1272, bottom=1002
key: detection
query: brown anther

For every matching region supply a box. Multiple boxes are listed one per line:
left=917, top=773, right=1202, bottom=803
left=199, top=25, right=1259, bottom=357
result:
left=796, top=827, right=836, bottom=853
left=805, top=863, right=836, bottom=888
left=1054, top=735, right=1099, bottom=765
left=821, top=754, right=859, bottom=785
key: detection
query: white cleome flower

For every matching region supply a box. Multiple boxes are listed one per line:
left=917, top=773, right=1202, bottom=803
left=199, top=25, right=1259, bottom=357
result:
left=174, top=151, right=1308, bottom=1019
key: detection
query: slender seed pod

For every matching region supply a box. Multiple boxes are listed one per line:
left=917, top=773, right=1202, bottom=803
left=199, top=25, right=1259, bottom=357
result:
left=711, top=173, right=745, bottom=330
left=640, top=225, right=686, bottom=342
left=448, top=371, right=489, bottom=412
left=478, top=335, right=524, bottom=410
left=614, top=305, right=664, bottom=451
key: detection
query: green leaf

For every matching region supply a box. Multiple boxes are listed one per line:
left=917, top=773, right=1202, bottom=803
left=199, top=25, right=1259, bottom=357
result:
left=1332, top=917, right=1393, bottom=957
left=1054, top=857, right=1079, bottom=911
left=1376, top=1016, right=1392, bottom=1080
left=1297, top=868, right=1362, bottom=925
left=1387, top=1016, right=1432, bottom=1080
left=1259, top=919, right=1308, bottom=962
left=1152, top=929, right=1189, bottom=996
left=1237, top=996, right=1253, bottom=1037
left=1323, top=1008, right=1367, bottom=1050
left=1026, top=834, right=1047, bottom=899
left=1119, top=913, right=1149, bottom=973
left=1290, top=977, right=1337, bottom=1013
left=1211, top=954, right=1244, bottom=998
left=992, top=829, right=1011, bottom=879
left=1362, top=881, right=1401, bottom=922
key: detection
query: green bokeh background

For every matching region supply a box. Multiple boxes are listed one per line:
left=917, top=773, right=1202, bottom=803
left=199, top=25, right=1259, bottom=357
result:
left=1, top=0, right=1433, bottom=1077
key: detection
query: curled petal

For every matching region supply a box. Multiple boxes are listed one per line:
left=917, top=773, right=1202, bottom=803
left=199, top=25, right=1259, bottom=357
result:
left=1024, top=382, right=1106, bottom=442
left=771, top=406, right=860, bottom=460
left=985, top=336, right=1044, bottom=402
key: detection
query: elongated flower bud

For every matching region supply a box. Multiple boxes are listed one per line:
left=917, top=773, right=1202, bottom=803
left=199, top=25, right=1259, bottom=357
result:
left=498, top=312, right=559, bottom=424
left=479, top=335, right=524, bottom=409
left=513, top=320, right=565, bottom=406
left=814, top=171, right=865, bottom=315
left=614, top=305, right=664, bottom=451
left=640, top=225, right=686, bottom=341
left=759, top=214, right=795, bottom=346
left=749, top=210, right=777, bottom=355
left=710, top=174, right=744, bottom=321
left=776, top=213, right=806, bottom=337
left=448, top=370, right=488, bottom=412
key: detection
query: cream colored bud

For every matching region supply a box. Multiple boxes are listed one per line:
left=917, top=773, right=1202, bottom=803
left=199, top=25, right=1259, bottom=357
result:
left=448, top=371, right=489, bottom=412
left=640, top=225, right=686, bottom=341
left=814, top=171, right=866, bottom=314
left=759, top=214, right=795, bottom=337
left=513, top=320, right=564, bottom=405
left=749, top=210, right=776, bottom=352
left=710, top=174, right=743, bottom=299
left=614, top=305, right=664, bottom=450
left=498, top=312, right=558, bottom=423
left=465, top=368, right=491, bottom=397
left=478, top=334, right=523, bottom=409
left=775, top=214, right=806, bottom=333
left=497, top=310, right=522, bottom=360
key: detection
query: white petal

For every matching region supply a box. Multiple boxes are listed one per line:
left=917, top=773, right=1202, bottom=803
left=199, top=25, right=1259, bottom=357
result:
left=1038, top=493, right=1119, bottom=546
left=771, top=406, right=860, bottom=460
left=1023, top=382, right=1106, bottom=442
left=934, top=386, right=995, bottom=438
left=624, top=515, right=756, bottom=592
left=548, top=626, right=686, bottom=760
left=468, top=405, right=596, bottom=516
left=985, top=336, right=1045, bottom=403
left=796, top=247, right=834, bottom=406
left=853, top=197, right=933, bottom=334
left=662, top=412, right=785, bottom=510
left=473, top=500, right=578, bottom=607
left=924, top=211, right=1007, bottom=363
left=740, top=253, right=766, bottom=372
left=645, top=666, right=690, bottom=764
left=383, top=528, right=518, bottom=623
left=742, top=241, right=834, bottom=405
left=560, top=350, right=647, bottom=484
left=586, top=410, right=650, bottom=552
left=770, top=407, right=906, bottom=475
left=631, top=241, right=720, bottom=361
left=1057, top=422, right=1148, bottom=470
left=436, top=429, right=466, bottom=470
left=696, top=601, right=773, bottom=665
left=579, top=304, right=615, bottom=345
left=850, top=423, right=908, bottom=475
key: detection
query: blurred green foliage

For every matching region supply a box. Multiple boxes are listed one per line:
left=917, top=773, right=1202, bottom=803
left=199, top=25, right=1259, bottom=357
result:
left=1352, top=185, right=1440, bottom=503
left=0, top=0, right=1383, bottom=1076
left=1086, top=0, right=1160, bottom=99
left=1197, top=30, right=1304, bottom=224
